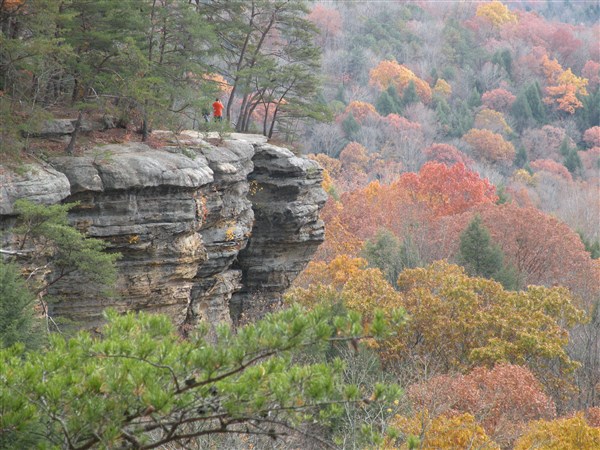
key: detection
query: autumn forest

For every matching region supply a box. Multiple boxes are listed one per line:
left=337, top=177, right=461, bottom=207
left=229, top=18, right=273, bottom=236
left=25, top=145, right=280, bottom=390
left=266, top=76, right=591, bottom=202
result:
left=1, top=0, right=600, bottom=448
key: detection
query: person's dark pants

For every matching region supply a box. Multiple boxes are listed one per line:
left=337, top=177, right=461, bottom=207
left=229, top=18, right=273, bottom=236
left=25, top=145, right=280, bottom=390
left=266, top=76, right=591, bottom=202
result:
left=215, top=116, right=222, bottom=122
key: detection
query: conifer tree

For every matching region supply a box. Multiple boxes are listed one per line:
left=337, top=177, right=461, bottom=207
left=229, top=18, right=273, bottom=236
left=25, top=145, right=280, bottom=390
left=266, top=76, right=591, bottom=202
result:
left=342, top=113, right=360, bottom=140
left=401, top=80, right=419, bottom=107
left=457, top=215, right=517, bottom=289
left=0, top=260, right=41, bottom=349
left=376, top=91, right=396, bottom=116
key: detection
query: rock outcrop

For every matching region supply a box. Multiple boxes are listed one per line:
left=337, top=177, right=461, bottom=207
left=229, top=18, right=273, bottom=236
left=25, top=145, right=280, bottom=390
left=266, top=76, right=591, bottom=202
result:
left=0, top=133, right=325, bottom=329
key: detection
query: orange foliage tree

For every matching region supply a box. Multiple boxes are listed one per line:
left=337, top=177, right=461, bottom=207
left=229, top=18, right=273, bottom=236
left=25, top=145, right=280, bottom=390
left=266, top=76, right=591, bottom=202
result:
left=408, top=364, right=556, bottom=447
left=530, top=159, right=572, bottom=181
left=583, top=126, right=600, bottom=148
left=312, top=162, right=497, bottom=262
left=541, top=55, right=589, bottom=114
left=463, top=128, right=516, bottom=163
left=369, top=60, right=432, bottom=103
left=340, top=100, right=378, bottom=123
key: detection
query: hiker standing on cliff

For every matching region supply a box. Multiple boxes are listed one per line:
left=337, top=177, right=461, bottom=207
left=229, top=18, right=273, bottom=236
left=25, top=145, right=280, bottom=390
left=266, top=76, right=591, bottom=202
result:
left=212, top=98, right=223, bottom=122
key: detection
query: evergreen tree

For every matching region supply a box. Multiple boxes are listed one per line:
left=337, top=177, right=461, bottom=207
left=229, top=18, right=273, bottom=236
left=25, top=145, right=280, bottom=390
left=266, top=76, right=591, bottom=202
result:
left=467, top=87, right=482, bottom=109
left=525, top=81, right=546, bottom=123
left=376, top=91, right=396, bottom=116
left=435, top=96, right=452, bottom=135
left=578, top=231, right=600, bottom=259
left=363, top=229, right=421, bottom=287
left=0, top=260, right=41, bottom=349
left=457, top=215, right=517, bottom=289
left=511, top=91, right=534, bottom=131
left=401, top=80, right=419, bottom=107
left=342, top=113, right=360, bottom=140
left=559, top=137, right=571, bottom=157
left=514, top=145, right=528, bottom=168
left=578, top=88, right=600, bottom=130
left=564, top=147, right=582, bottom=175
left=449, top=100, right=473, bottom=137
left=492, top=49, right=512, bottom=78
left=0, top=306, right=403, bottom=448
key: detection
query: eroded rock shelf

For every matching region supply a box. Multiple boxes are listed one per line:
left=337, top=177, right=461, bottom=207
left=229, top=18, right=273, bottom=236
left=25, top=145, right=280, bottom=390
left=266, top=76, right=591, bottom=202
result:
left=0, top=132, right=326, bottom=329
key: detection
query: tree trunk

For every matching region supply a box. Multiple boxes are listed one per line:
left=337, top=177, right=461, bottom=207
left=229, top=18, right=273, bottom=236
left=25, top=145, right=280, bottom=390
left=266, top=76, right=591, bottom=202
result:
left=65, top=110, right=83, bottom=155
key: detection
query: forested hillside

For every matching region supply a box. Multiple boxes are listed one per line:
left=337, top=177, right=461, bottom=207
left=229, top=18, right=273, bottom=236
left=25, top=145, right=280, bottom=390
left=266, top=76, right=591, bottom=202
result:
left=1, top=0, right=600, bottom=448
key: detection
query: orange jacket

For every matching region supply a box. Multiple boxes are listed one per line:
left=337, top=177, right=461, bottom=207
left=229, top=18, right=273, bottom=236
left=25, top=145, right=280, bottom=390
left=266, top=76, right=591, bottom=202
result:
left=212, top=101, right=224, bottom=117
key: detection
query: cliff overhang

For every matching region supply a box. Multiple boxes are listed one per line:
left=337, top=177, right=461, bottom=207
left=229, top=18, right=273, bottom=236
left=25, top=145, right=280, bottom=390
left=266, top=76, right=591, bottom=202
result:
left=0, top=132, right=326, bottom=329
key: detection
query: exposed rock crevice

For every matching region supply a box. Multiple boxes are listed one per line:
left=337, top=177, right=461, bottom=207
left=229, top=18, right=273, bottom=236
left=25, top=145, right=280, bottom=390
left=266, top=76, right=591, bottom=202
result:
left=0, top=133, right=325, bottom=329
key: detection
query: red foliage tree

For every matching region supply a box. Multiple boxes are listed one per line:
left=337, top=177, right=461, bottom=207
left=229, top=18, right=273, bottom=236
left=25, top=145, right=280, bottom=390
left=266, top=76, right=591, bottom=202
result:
left=530, top=159, right=573, bottom=182
left=423, top=143, right=473, bottom=167
left=307, top=4, right=342, bottom=45
left=430, top=204, right=600, bottom=300
left=481, top=88, right=516, bottom=112
left=583, top=126, right=600, bottom=148
left=582, top=60, right=600, bottom=90
left=409, top=364, right=556, bottom=447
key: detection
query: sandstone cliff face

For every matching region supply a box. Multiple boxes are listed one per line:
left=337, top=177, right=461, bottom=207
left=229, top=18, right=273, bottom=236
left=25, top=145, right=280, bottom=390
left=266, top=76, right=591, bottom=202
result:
left=0, top=133, right=326, bottom=329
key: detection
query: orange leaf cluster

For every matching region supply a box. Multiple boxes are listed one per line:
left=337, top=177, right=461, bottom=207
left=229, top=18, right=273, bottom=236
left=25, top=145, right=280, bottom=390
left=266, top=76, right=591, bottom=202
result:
left=424, top=143, right=473, bottom=167
left=408, top=364, right=556, bottom=447
left=369, top=60, right=432, bottom=103
left=463, top=128, right=516, bottom=162
left=341, top=100, right=378, bottom=123
left=541, top=55, right=588, bottom=114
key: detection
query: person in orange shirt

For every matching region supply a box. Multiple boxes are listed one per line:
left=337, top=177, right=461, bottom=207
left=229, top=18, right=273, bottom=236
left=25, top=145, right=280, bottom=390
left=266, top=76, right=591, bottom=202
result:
left=212, top=98, right=224, bottom=122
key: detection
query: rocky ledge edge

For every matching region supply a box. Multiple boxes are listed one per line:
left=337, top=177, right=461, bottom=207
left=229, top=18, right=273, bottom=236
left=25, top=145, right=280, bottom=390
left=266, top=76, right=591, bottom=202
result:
left=0, top=131, right=327, bottom=329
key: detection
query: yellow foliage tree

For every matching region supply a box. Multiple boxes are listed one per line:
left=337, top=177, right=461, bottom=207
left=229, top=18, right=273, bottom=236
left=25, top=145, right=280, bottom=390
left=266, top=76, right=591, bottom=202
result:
left=514, top=414, right=600, bottom=450
left=476, top=1, right=518, bottom=27
left=388, top=412, right=500, bottom=450
left=433, top=78, right=452, bottom=98
left=369, top=60, right=432, bottom=103
left=395, top=262, right=585, bottom=388
left=474, top=108, right=513, bottom=135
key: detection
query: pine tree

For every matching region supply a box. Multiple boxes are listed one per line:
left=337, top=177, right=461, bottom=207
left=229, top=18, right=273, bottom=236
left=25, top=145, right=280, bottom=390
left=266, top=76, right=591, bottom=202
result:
left=525, top=81, right=546, bottom=123
left=0, top=260, right=41, bottom=349
left=511, top=91, right=533, bottom=131
left=457, top=215, right=517, bottom=289
left=363, top=230, right=422, bottom=287
left=342, top=113, right=360, bottom=140
left=401, top=80, right=419, bottom=107
left=514, top=145, right=528, bottom=168
left=0, top=305, right=403, bottom=448
left=468, top=87, right=482, bottom=109
left=376, top=91, right=395, bottom=116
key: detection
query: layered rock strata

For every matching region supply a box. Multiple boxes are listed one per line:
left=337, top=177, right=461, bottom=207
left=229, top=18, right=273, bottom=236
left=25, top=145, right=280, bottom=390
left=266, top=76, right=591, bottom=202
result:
left=0, top=133, right=325, bottom=329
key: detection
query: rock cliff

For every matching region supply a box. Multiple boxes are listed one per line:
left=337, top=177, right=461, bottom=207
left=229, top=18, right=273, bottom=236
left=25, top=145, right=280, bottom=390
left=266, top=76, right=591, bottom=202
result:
left=0, top=132, right=326, bottom=329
